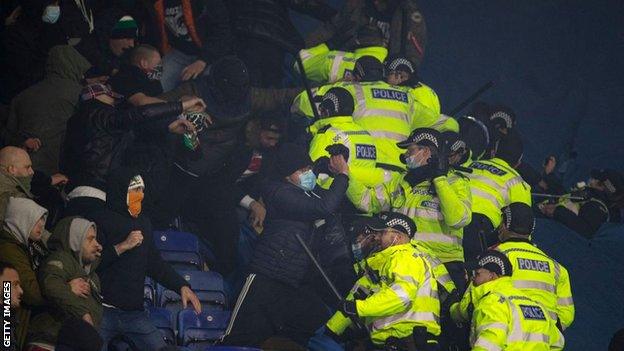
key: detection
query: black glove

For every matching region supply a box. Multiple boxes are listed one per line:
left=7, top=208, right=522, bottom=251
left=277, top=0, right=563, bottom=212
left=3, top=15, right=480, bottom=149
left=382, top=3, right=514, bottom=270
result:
left=431, top=142, right=449, bottom=179
left=341, top=300, right=358, bottom=318
left=313, top=156, right=331, bottom=176
left=326, top=143, right=350, bottom=162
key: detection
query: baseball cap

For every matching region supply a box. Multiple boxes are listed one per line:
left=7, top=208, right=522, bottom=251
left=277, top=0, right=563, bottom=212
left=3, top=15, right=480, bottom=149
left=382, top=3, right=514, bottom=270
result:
left=80, top=83, right=122, bottom=102
left=501, top=202, right=535, bottom=236
left=472, top=250, right=513, bottom=277
left=365, top=212, right=416, bottom=238
left=397, top=128, right=441, bottom=149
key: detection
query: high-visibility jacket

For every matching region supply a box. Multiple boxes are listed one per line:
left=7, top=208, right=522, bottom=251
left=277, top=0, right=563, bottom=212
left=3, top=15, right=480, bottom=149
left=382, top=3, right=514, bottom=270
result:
left=409, top=82, right=441, bottom=115
left=412, top=241, right=456, bottom=294
left=308, top=116, right=394, bottom=188
left=346, top=172, right=472, bottom=263
left=297, top=43, right=388, bottom=84
left=326, top=243, right=441, bottom=345
left=292, top=81, right=458, bottom=169
left=469, top=277, right=564, bottom=351
left=495, top=239, right=575, bottom=330
left=467, top=158, right=531, bottom=227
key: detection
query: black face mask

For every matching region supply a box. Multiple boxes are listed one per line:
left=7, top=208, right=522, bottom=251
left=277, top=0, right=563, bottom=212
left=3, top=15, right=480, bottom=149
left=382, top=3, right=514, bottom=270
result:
left=404, top=164, right=434, bottom=187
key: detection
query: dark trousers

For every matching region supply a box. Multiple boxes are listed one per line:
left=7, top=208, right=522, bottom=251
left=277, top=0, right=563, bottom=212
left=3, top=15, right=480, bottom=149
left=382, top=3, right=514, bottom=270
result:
left=462, top=213, right=496, bottom=264
left=152, top=165, right=240, bottom=274
left=222, top=273, right=330, bottom=348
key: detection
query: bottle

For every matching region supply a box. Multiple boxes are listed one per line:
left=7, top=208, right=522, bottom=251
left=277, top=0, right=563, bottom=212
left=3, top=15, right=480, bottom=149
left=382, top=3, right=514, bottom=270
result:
left=183, top=130, right=199, bottom=150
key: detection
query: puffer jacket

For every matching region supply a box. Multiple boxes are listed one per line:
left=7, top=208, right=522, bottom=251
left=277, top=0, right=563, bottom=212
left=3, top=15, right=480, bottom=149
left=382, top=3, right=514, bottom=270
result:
left=60, top=100, right=183, bottom=191
left=228, top=0, right=336, bottom=53
left=29, top=217, right=102, bottom=345
left=250, top=173, right=348, bottom=287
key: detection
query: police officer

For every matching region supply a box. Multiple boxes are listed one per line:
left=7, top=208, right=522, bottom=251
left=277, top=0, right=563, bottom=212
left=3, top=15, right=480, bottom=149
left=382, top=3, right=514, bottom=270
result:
left=308, top=87, right=392, bottom=188
left=297, top=25, right=388, bottom=84
left=344, top=128, right=472, bottom=292
left=326, top=212, right=441, bottom=351
left=293, top=56, right=457, bottom=171
left=497, top=202, right=575, bottom=330
left=463, top=131, right=531, bottom=263
left=385, top=55, right=440, bottom=115
left=465, top=250, right=564, bottom=350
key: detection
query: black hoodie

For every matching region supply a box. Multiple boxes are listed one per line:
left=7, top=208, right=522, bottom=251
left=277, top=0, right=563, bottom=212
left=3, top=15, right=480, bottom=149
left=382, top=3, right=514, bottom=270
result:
left=91, top=168, right=188, bottom=311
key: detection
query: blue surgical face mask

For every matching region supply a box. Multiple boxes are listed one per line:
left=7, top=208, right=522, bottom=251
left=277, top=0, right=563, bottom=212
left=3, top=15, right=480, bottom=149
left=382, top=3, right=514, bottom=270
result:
left=297, top=169, right=316, bottom=192
left=42, top=5, right=61, bottom=24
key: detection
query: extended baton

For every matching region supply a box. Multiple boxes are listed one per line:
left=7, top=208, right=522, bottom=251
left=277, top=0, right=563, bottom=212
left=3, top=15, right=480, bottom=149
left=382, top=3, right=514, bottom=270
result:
left=449, top=81, right=494, bottom=116
left=294, top=54, right=321, bottom=121
left=532, top=193, right=585, bottom=201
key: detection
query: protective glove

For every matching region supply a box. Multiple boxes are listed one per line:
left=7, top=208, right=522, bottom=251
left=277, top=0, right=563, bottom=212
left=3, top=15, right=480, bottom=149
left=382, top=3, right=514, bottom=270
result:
left=326, top=143, right=350, bottom=162
left=431, top=140, right=449, bottom=179
left=313, top=156, right=331, bottom=176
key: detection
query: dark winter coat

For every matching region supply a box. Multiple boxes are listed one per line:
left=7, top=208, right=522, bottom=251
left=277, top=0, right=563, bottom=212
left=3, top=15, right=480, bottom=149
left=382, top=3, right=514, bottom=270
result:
left=91, top=168, right=188, bottom=311
left=61, top=99, right=183, bottom=191
left=250, top=174, right=348, bottom=286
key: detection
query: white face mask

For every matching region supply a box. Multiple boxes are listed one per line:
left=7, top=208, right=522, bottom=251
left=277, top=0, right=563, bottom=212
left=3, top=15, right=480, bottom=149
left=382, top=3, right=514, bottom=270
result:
left=406, top=148, right=428, bottom=169
left=42, top=5, right=61, bottom=24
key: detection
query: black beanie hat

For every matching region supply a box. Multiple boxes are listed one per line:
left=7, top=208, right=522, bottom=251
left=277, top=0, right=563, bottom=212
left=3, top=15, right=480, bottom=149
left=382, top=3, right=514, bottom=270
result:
left=354, top=56, right=385, bottom=82
left=273, top=143, right=312, bottom=179
left=501, top=202, right=536, bottom=236
left=494, top=131, right=523, bottom=165
left=320, top=87, right=355, bottom=117
left=458, top=115, right=490, bottom=160
left=210, top=56, right=250, bottom=102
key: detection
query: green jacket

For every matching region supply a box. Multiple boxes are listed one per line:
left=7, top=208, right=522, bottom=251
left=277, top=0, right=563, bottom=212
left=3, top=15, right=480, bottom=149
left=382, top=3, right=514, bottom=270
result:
left=29, top=216, right=102, bottom=345
left=0, top=171, right=33, bottom=222
left=3, top=45, right=91, bottom=174
left=0, top=197, right=49, bottom=349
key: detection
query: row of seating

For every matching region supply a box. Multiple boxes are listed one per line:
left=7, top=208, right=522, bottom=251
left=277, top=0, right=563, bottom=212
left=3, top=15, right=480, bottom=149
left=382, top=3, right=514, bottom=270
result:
left=148, top=307, right=232, bottom=349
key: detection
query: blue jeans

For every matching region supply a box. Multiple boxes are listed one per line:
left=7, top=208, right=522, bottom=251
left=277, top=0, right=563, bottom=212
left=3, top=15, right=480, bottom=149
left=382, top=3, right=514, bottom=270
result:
left=161, top=49, right=208, bottom=92
left=99, top=307, right=166, bottom=351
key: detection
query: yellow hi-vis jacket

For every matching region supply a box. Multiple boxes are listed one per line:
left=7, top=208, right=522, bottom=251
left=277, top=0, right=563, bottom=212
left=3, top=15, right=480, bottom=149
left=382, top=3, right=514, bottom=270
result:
left=292, top=81, right=459, bottom=169
left=296, top=43, right=388, bottom=84
left=411, top=241, right=456, bottom=294
left=495, top=239, right=575, bottom=330
left=467, top=158, right=532, bottom=227
left=308, top=115, right=394, bottom=188
left=326, top=243, right=441, bottom=345
left=469, top=277, right=564, bottom=351
left=346, top=172, right=471, bottom=263
left=409, top=82, right=441, bottom=115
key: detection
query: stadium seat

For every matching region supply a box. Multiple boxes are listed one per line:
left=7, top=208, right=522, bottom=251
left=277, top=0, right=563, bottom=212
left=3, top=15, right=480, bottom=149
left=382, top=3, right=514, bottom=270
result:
left=154, top=230, right=215, bottom=270
left=178, top=309, right=231, bottom=349
left=147, top=307, right=176, bottom=345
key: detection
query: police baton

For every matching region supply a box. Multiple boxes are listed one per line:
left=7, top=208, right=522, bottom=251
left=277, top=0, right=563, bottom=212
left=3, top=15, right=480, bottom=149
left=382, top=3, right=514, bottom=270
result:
left=294, top=233, right=369, bottom=332
left=448, top=81, right=494, bottom=116
left=294, top=55, right=321, bottom=121
left=532, top=193, right=585, bottom=201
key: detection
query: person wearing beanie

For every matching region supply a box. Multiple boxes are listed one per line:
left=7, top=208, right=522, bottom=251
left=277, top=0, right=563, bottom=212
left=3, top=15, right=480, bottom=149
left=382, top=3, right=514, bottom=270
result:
left=493, top=203, right=575, bottom=331
left=326, top=212, right=442, bottom=349
left=463, top=130, right=531, bottom=263
left=346, top=128, right=473, bottom=294
left=149, top=0, right=233, bottom=91
left=296, top=24, right=388, bottom=84
left=222, top=142, right=349, bottom=348
left=385, top=54, right=442, bottom=115
left=292, top=55, right=456, bottom=171
left=453, top=249, right=564, bottom=351
left=308, top=87, right=388, bottom=189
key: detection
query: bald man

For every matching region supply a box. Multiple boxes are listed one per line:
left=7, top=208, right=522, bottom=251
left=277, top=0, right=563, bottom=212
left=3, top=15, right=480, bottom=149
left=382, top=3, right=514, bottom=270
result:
left=0, top=146, right=67, bottom=221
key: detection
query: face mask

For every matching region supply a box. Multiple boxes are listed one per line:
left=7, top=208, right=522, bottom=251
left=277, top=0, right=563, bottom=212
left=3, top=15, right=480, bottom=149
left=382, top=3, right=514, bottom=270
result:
left=297, top=170, right=317, bottom=192
left=42, top=5, right=61, bottom=24
left=16, top=175, right=33, bottom=193
left=146, top=64, right=163, bottom=81
left=351, top=242, right=364, bottom=261
left=127, top=191, right=144, bottom=218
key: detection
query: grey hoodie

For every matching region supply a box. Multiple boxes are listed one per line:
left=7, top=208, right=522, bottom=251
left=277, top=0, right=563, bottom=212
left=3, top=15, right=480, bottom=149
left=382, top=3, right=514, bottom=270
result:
left=68, top=218, right=97, bottom=274
left=3, top=197, right=48, bottom=245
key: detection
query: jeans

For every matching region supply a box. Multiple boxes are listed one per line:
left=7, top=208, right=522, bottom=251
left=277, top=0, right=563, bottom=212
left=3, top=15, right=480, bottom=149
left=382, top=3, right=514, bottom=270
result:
left=99, top=307, right=166, bottom=351
left=161, top=49, right=208, bottom=92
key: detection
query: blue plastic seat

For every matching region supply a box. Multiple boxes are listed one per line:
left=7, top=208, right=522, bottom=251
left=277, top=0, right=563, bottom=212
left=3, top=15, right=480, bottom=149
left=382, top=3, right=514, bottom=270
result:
left=146, top=307, right=176, bottom=345
left=178, top=309, right=231, bottom=349
left=154, top=230, right=207, bottom=270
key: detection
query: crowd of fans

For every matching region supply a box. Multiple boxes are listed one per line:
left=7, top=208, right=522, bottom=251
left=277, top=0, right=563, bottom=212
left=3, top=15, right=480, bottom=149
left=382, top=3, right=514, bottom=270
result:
left=0, top=0, right=623, bottom=351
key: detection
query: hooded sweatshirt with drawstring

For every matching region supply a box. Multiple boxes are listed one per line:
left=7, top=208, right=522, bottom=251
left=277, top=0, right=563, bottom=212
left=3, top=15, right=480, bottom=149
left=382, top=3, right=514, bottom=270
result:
left=28, top=217, right=103, bottom=345
left=0, top=197, right=49, bottom=349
